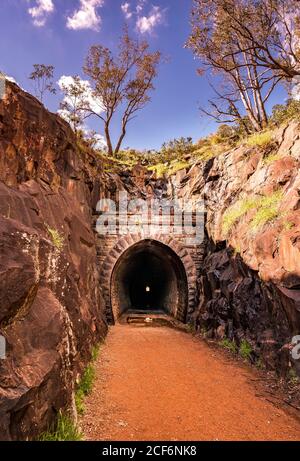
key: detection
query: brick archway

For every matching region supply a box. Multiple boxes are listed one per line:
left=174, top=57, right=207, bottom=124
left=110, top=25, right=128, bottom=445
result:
left=99, top=233, right=197, bottom=324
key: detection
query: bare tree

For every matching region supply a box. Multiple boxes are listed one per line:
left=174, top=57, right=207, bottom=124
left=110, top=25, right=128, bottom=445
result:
left=187, top=0, right=298, bottom=131
left=58, top=75, right=98, bottom=134
left=83, top=30, right=161, bottom=156
left=29, top=64, right=56, bottom=103
left=220, top=0, right=300, bottom=79
left=200, top=80, right=252, bottom=135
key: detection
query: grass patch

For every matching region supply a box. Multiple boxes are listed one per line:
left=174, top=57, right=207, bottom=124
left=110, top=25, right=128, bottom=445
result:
left=148, top=160, right=190, bottom=178
left=168, top=160, right=190, bottom=176
left=222, top=197, right=257, bottom=235
left=223, top=190, right=283, bottom=235
left=91, top=344, right=101, bottom=362
left=147, top=163, right=168, bottom=178
left=239, top=340, right=252, bottom=360
left=75, top=364, right=96, bottom=415
left=282, top=220, right=295, bottom=231
left=263, top=152, right=281, bottom=166
left=80, top=364, right=96, bottom=395
left=288, top=368, right=299, bottom=385
left=192, top=142, right=225, bottom=162
left=250, top=190, right=283, bottom=230
left=246, top=130, right=273, bottom=148
left=220, top=338, right=238, bottom=353
left=256, top=358, right=265, bottom=370
left=46, top=225, right=64, bottom=250
left=39, top=412, right=82, bottom=441
left=75, top=343, right=101, bottom=415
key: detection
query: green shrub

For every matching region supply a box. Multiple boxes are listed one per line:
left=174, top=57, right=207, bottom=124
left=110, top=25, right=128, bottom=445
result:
left=74, top=343, right=101, bottom=415
left=271, top=100, right=300, bottom=126
left=239, top=340, right=252, bottom=360
left=246, top=130, right=273, bottom=148
left=46, top=226, right=64, bottom=250
left=288, top=368, right=299, bottom=385
left=222, top=197, right=257, bottom=234
left=263, top=152, right=281, bottom=165
left=147, top=163, right=168, bottom=178
left=74, top=364, right=95, bottom=416
left=39, top=412, right=82, bottom=441
left=168, top=160, right=190, bottom=175
left=79, top=364, right=95, bottom=396
left=256, top=358, right=264, bottom=370
left=282, top=220, right=295, bottom=231
left=91, top=344, right=101, bottom=362
left=192, top=144, right=215, bottom=161
left=250, top=190, right=283, bottom=230
left=220, top=338, right=238, bottom=353
left=75, top=389, right=85, bottom=416
left=223, top=190, right=283, bottom=234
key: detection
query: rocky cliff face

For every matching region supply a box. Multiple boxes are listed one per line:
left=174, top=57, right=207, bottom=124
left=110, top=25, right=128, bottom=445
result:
left=0, top=82, right=108, bottom=440
left=171, top=123, right=300, bottom=376
left=0, top=81, right=299, bottom=440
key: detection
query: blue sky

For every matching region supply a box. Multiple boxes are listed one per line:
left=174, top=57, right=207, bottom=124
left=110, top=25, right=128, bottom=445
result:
left=0, top=0, right=287, bottom=150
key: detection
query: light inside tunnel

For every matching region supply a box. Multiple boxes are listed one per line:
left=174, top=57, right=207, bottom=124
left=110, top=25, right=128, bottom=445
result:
left=110, top=239, right=188, bottom=321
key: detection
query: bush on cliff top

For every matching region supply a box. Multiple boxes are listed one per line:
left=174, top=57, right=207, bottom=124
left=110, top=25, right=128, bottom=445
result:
left=270, top=99, right=300, bottom=126
left=246, top=130, right=273, bottom=148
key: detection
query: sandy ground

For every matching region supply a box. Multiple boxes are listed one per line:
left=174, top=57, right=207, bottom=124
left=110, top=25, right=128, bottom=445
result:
left=81, top=324, right=300, bottom=441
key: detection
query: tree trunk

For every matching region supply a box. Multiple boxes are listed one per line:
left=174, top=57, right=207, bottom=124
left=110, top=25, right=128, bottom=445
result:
left=256, top=90, right=268, bottom=128
left=105, top=122, right=114, bottom=156
left=114, top=125, right=126, bottom=154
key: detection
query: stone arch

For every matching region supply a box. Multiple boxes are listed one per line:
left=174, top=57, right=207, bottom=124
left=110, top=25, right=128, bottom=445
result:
left=100, top=233, right=197, bottom=324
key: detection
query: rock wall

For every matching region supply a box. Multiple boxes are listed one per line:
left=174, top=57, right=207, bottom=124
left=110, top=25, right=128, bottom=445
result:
left=171, top=122, right=300, bottom=376
left=0, top=82, right=107, bottom=440
left=0, top=80, right=299, bottom=439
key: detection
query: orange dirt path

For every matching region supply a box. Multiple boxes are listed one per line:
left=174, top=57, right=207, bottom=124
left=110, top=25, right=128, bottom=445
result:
left=81, top=324, right=300, bottom=441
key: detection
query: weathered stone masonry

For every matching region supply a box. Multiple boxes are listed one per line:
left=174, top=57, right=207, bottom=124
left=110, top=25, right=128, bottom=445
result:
left=94, top=205, right=207, bottom=323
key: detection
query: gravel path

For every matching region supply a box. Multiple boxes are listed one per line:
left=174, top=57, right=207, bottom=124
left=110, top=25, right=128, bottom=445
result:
left=81, top=324, right=300, bottom=441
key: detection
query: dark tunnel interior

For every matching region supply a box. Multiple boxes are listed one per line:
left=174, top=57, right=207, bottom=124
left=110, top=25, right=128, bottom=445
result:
left=110, top=240, right=188, bottom=320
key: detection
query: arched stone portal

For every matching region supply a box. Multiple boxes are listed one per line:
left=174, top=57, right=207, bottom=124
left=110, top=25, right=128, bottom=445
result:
left=99, top=235, right=197, bottom=324
left=111, top=240, right=188, bottom=321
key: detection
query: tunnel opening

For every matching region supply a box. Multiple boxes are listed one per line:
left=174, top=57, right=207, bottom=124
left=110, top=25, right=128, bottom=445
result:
left=110, top=239, right=188, bottom=322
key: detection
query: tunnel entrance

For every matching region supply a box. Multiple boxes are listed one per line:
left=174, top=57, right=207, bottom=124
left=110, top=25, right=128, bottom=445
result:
left=110, top=239, right=188, bottom=322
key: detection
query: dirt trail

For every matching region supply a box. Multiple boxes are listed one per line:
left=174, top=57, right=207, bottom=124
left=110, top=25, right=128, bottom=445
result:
left=81, top=324, right=300, bottom=441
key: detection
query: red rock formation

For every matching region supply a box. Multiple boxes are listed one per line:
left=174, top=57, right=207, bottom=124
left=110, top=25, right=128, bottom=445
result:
left=0, top=82, right=107, bottom=440
left=172, top=121, right=300, bottom=376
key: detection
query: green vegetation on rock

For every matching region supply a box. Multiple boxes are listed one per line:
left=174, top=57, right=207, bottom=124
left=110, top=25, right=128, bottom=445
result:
left=222, top=197, right=258, bottom=235
left=223, top=190, right=283, bottom=235
left=246, top=130, right=273, bottom=148
left=220, top=338, right=238, bottom=353
left=46, top=225, right=64, bottom=250
left=75, top=343, right=101, bottom=415
left=239, top=340, right=253, bottom=360
left=39, top=412, right=82, bottom=441
left=250, top=190, right=283, bottom=230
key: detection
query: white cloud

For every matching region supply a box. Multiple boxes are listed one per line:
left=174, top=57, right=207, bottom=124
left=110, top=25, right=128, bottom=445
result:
left=121, top=2, right=132, bottom=20
left=67, top=0, right=104, bottom=31
left=28, top=0, right=54, bottom=27
left=136, top=0, right=146, bottom=14
left=57, top=75, right=107, bottom=150
left=136, top=5, right=164, bottom=34
left=57, top=75, right=104, bottom=116
left=83, top=127, right=107, bottom=150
